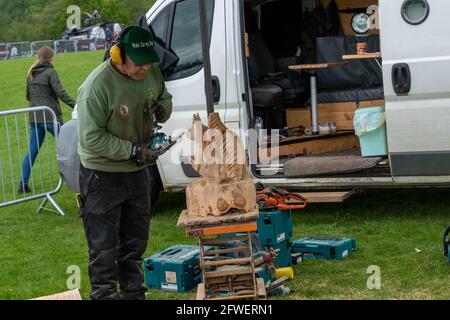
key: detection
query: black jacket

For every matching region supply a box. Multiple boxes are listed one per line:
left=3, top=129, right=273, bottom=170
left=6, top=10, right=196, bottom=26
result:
left=26, top=60, right=76, bottom=123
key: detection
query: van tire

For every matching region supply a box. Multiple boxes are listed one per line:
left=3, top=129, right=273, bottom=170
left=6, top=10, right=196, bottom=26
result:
left=146, top=163, right=163, bottom=208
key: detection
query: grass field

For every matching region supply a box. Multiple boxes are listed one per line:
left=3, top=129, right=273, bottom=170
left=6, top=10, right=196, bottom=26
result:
left=0, top=52, right=449, bottom=300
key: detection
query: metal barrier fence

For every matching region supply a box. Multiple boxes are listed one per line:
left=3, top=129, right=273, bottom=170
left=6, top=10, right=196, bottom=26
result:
left=30, top=40, right=57, bottom=56
left=0, top=106, right=64, bottom=216
left=55, top=40, right=78, bottom=54
left=0, top=39, right=107, bottom=60
left=6, top=42, right=33, bottom=59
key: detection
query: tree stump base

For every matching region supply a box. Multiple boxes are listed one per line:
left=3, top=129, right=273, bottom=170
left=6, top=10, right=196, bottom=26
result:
left=186, top=179, right=256, bottom=217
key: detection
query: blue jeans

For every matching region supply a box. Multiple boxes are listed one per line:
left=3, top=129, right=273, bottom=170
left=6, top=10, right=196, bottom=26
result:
left=20, top=122, right=60, bottom=187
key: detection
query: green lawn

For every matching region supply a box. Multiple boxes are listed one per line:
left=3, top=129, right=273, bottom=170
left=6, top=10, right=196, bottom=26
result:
left=0, top=52, right=449, bottom=300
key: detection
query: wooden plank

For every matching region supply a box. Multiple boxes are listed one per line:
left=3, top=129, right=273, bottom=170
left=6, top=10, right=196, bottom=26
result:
left=324, top=0, right=378, bottom=9
left=206, top=275, right=254, bottom=285
left=203, top=257, right=253, bottom=268
left=286, top=100, right=384, bottom=130
left=177, top=208, right=258, bottom=229
left=289, top=62, right=347, bottom=71
left=210, top=285, right=255, bottom=293
left=187, top=222, right=257, bottom=237
left=343, top=53, right=382, bottom=60
left=262, top=134, right=360, bottom=157
left=257, top=278, right=267, bottom=299
left=208, top=294, right=257, bottom=301
left=206, top=247, right=250, bottom=255
left=205, top=267, right=254, bottom=279
left=202, top=235, right=250, bottom=244
left=196, top=283, right=206, bottom=300
left=31, top=289, right=82, bottom=300
left=206, top=275, right=253, bottom=285
left=298, top=190, right=355, bottom=203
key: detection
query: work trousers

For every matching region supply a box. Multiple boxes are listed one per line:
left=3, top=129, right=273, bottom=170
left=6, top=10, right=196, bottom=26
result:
left=79, top=164, right=151, bottom=300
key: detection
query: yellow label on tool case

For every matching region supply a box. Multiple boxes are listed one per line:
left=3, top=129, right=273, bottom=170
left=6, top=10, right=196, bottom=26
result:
left=165, top=271, right=177, bottom=284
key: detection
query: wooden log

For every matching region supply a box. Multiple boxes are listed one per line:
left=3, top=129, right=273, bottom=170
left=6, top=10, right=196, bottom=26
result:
left=186, top=179, right=257, bottom=217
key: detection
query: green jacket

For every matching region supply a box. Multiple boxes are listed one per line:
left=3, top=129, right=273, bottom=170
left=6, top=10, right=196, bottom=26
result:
left=26, top=60, right=76, bottom=123
left=77, top=60, right=172, bottom=173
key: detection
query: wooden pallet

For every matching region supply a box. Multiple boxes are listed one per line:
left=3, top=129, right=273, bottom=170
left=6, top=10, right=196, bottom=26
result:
left=180, top=208, right=259, bottom=237
left=189, top=221, right=266, bottom=300
left=197, top=278, right=267, bottom=300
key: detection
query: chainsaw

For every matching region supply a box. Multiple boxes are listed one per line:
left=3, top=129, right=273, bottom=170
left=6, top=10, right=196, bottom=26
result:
left=256, top=183, right=308, bottom=211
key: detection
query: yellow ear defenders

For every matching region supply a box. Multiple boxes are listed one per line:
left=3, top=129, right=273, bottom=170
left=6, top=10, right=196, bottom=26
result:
left=109, top=26, right=132, bottom=65
left=110, top=44, right=125, bottom=65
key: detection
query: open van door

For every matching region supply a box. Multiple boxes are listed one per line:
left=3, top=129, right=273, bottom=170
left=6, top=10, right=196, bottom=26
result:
left=146, top=0, right=230, bottom=190
left=381, top=0, right=450, bottom=180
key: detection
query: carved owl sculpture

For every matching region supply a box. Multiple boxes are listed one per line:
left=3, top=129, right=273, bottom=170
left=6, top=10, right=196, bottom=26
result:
left=185, top=113, right=256, bottom=217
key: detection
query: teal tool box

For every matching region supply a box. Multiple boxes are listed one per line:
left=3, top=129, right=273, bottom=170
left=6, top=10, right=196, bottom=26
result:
left=144, top=245, right=207, bottom=293
left=258, top=209, right=293, bottom=267
left=258, top=210, right=293, bottom=247
left=292, top=237, right=356, bottom=260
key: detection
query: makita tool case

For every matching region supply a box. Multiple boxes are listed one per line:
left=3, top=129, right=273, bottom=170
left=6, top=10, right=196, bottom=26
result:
left=258, top=210, right=293, bottom=247
left=292, top=237, right=356, bottom=260
left=144, top=245, right=205, bottom=293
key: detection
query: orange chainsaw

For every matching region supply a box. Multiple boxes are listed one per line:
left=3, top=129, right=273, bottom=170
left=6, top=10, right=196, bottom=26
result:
left=256, top=183, right=308, bottom=211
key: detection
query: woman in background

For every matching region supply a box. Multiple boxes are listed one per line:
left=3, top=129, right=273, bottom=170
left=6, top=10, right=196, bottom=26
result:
left=19, top=46, right=76, bottom=194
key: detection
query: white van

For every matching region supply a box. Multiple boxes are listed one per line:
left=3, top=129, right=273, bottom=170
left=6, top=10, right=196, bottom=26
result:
left=60, top=0, right=450, bottom=203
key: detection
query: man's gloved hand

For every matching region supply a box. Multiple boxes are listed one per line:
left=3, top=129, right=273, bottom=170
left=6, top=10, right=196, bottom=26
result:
left=149, top=101, right=162, bottom=114
left=130, top=143, right=153, bottom=165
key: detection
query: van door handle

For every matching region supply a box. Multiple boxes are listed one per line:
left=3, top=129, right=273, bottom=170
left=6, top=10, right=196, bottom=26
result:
left=212, top=76, right=221, bottom=103
left=392, top=63, right=411, bottom=95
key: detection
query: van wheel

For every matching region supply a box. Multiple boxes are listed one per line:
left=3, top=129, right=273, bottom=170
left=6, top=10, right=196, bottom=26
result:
left=146, top=164, right=163, bottom=209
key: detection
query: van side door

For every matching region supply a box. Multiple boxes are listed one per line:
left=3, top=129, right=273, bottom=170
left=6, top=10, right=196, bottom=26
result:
left=146, top=0, right=228, bottom=190
left=380, top=0, right=450, bottom=178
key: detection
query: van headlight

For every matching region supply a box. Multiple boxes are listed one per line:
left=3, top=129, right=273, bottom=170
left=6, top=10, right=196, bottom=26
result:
left=351, top=13, right=371, bottom=35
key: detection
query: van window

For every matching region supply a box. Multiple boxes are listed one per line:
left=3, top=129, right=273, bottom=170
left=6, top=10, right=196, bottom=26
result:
left=150, top=6, right=170, bottom=43
left=166, top=0, right=214, bottom=81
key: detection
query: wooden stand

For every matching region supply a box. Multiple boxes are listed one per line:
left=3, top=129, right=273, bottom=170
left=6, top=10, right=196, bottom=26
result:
left=185, top=220, right=266, bottom=300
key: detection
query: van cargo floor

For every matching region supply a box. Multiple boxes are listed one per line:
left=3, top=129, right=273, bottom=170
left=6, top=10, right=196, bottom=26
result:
left=283, top=153, right=383, bottom=177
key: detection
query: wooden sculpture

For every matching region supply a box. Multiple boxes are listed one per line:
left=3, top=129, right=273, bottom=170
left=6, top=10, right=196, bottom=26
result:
left=185, top=112, right=256, bottom=217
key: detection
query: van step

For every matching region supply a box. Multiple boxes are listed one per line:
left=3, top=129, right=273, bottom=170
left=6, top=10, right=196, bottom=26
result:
left=294, top=190, right=355, bottom=203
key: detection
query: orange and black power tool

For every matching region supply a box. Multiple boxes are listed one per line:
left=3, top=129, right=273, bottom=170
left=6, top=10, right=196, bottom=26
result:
left=256, top=183, right=308, bottom=211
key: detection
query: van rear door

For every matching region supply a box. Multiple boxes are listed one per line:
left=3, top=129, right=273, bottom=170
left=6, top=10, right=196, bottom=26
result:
left=380, top=0, right=450, bottom=178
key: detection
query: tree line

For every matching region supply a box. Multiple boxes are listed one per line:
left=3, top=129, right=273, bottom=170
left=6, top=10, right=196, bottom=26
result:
left=0, top=0, right=155, bottom=43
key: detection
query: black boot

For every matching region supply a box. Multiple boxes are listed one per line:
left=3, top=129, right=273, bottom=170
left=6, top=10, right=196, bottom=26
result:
left=18, top=183, right=32, bottom=194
